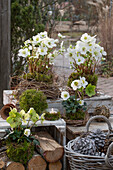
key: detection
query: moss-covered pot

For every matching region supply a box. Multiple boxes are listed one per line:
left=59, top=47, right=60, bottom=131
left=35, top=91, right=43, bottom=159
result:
left=6, top=141, right=34, bottom=166
left=63, top=110, right=89, bottom=126
left=44, top=108, right=61, bottom=121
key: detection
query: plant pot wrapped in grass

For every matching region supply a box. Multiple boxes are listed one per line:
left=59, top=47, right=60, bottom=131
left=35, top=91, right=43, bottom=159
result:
left=19, top=89, right=48, bottom=115
left=61, top=77, right=96, bottom=125
left=5, top=108, right=45, bottom=167
left=65, top=33, right=107, bottom=88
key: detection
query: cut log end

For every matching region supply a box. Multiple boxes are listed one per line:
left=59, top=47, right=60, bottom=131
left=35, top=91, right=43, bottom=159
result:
left=0, top=160, right=5, bottom=169
left=28, top=154, right=47, bottom=170
left=45, top=148, right=64, bottom=162
left=6, top=162, right=25, bottom=170
left=49, top=161, right=62, bottom=170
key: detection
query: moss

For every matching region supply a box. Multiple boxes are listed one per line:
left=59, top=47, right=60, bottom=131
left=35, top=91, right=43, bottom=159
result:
left=7, top=140, right=34, bottom=166
left=67, top=72, right=98, bottom=87
left=44, top=111, right=61, bottom=121
left=22, top=72, right=53, bottom=83
left=19, top=89, right=48, bottom=115
left=66, top=110, right=85, bottom=120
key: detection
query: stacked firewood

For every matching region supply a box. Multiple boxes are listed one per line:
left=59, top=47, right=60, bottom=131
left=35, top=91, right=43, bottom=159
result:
left=0, top=131, right=64, bottom=170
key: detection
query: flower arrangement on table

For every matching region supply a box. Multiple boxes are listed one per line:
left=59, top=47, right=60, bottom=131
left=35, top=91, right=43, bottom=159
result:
left=18, top=31, right=65, bottom=83
left=61, top=76, right=96, bottom=124
left=4, top=107, right=45, bottom=166
left=66, top=33, right=107, bottom=87
left=14, top=31, right=66, bottom=100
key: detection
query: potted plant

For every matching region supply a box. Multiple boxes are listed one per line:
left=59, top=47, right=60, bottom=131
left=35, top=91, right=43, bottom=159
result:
left=66, top=33, right=107, bottom=87
left=11, top=31, right=66, bottom=101
left=44, top=108, right=61, bottom=121
left=61, top=76, right=96, bottom=125
left=5, top=108, right=45, bottom=167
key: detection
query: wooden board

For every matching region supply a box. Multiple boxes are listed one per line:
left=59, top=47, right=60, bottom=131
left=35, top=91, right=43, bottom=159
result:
left=0, top=0, right=11, bottom=109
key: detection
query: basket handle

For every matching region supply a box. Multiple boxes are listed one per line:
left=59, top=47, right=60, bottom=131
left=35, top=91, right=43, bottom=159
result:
left=105, top=142, right=113, bottom=168
left=86, top=115, right=112, bottom=135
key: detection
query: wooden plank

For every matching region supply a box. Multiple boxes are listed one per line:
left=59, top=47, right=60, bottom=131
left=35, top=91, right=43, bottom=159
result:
left=0, top=0, right=11, bottom=109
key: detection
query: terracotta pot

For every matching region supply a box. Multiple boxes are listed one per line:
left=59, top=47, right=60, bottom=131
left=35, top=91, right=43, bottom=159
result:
left=0, top=103, right=16, bottom=120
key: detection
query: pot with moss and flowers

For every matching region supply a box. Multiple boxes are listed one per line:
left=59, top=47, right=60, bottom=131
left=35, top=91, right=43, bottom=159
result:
left=13, top=31, right=66, bottom=101
left=4, top=107, right=45, bottom=168
left=66, top=33, right=107, bottom=88
left=61, top=76, right=96, bottom=125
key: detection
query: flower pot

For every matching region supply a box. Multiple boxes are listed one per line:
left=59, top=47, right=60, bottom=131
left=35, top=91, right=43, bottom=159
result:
left=0, top=103, right=16, bottom=120
left=6, top=141, right=34, bottom=166
left=44, top=108, right=61, bottom=121
left=63, top=110, right=89, bottom=126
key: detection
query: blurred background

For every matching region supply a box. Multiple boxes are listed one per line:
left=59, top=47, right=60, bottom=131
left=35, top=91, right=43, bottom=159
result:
left=11, top=0, right=113, bottom=80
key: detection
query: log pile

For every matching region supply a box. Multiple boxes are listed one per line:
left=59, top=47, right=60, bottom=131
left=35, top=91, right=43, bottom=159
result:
left=35, top=131, right=64, bottom=163
left=0, top=131, right=63, bottom=170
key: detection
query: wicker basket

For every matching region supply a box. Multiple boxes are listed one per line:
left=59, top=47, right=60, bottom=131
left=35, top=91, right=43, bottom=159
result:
left=65, top=115, right=113, bottom=170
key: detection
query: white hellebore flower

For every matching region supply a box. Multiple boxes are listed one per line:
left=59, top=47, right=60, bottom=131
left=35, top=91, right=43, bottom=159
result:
left=61, top=91, right=70, bottom=100
left=33, top=34, right=41, bottom=43
left=76, top=41, right=88, bottom=55
left=39, top=31, right=48, bottom=39
left=100, top=47, right=107, bottom=56
left=24, top=129, right=31, bottom=137
left=44, top=38, right=56, bottom=48
left=38, top=46, right=48, bottom=56
left=80, top=77, right=88, bottom=88
left=65, top=48, right=76, bottom=58
left=80, top=33, right=92, bottom=43
left=79, top=100, right=84, bottom=106
left=71, top=80, right=81, bottom=90
left=24, top=39, right=31, bottom=45
left=75, top=56, right=85, bottom=65
left=18, top=48, right=30, bottom=58
left=58, top=33, right=66, bottom=38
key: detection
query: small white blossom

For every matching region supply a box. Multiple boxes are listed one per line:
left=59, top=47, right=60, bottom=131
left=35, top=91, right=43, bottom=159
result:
left=58, top=33, right=66, bottom=38
left=18, top=48, right=30, bottom=58
left=38, top=46, right=48, bottom=56
left=76, top=41, right=88, bottom=55
left=75, top=56, right=85, bottom=65
left=24, top=39, right=31, bottom=45
left=80, top=33, right=92, bottom=43
left=24, top=129, right=31, bottom=137
left=79, top=100, right=84, bottom=106
left=61, top=91, right=70, bottom=100
left=44, top=38, right=56, bottom=48
left=80, top=77, right=88, bottom=88
left=33, top=34, right=41, bottom=43
left=71, top=80, right=81, bottom=90
left=39, top=31, right=48, bottom=39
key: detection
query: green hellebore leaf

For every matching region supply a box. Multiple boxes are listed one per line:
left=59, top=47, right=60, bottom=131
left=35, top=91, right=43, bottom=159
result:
left=85, top=84, right=96, bottom=97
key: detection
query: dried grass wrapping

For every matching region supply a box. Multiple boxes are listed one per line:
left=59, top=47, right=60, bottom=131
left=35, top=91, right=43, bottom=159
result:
left=14, top=79, right=61, bottom=100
